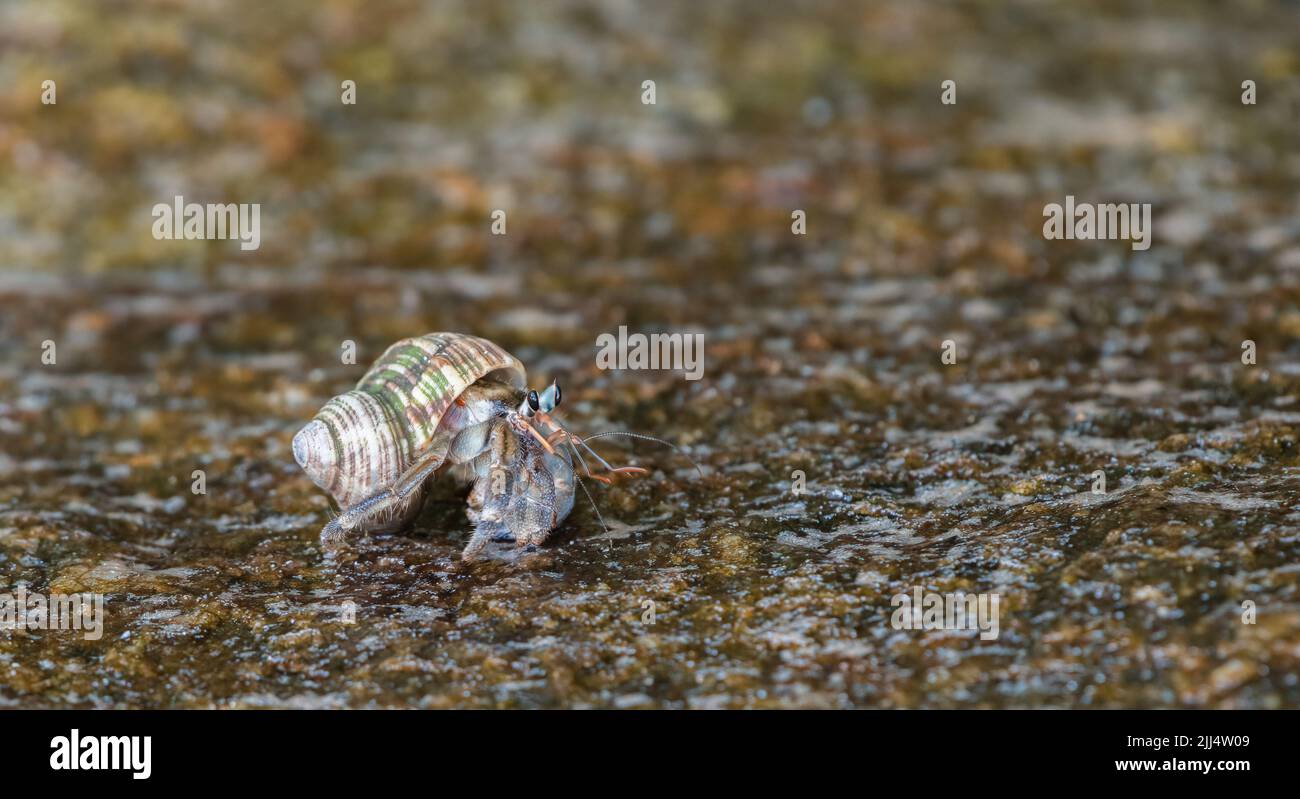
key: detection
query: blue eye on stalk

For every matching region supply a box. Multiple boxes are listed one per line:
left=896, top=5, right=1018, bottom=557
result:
left=539, top=381, right=561, bottom=413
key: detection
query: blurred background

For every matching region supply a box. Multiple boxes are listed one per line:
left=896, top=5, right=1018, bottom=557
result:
left=1, top=0, right=1299, bottom=708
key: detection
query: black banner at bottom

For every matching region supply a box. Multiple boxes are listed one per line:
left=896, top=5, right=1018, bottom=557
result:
left=4, top=709, right=1286, bottom=787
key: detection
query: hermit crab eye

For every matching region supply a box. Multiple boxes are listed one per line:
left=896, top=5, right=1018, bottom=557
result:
left=527, top=390, right=540, bottom=413
left=538, top=381, right=561, bottom=413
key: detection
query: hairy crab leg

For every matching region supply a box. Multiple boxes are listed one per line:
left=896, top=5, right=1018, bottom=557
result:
left=320, top=436, right=451, bottom=544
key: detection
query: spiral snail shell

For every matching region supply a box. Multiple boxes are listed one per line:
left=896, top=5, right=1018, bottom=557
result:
left=294, top=333, right=523, bottom=516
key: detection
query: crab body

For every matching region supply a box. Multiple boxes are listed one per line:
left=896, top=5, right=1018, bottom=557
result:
left=292, top=332, right=575, bottom=558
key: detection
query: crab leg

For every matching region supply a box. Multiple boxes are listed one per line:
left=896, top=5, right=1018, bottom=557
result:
left=534, top=415, right=648, bottom=481
left=569, top=432, right=647, bottom=478
left=563, top=435, right=612, bottom=484
left=320, top=435, right=451, bottom=545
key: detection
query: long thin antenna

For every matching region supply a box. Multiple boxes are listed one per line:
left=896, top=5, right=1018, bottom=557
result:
left=581, top=431, right=705, bottom=479
left=574, top=434, right=622, bottom=473
left=542, top=415, right=634, bottom=481
left=574, top=474, right=610, bottom=536
left=564, top=434, right=599, bottom=480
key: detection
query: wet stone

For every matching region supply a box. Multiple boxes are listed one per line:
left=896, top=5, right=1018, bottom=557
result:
left=1, top=0, right=1299, bottom=709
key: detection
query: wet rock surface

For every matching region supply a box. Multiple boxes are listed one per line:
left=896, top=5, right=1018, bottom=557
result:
left=1, top=1, right=1299, bottom=707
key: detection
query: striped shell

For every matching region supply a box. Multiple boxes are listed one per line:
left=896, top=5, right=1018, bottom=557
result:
left=292, top=333, right=526, bottom=517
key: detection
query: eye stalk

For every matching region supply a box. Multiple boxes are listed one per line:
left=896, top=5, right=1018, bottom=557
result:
left=538, top=381, right=561, bottom=413
left=520, top=381, right=561, bottom=418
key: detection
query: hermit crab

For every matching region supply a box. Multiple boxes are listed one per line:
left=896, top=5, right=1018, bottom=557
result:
left=292, top=332, right=649, bottom=559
